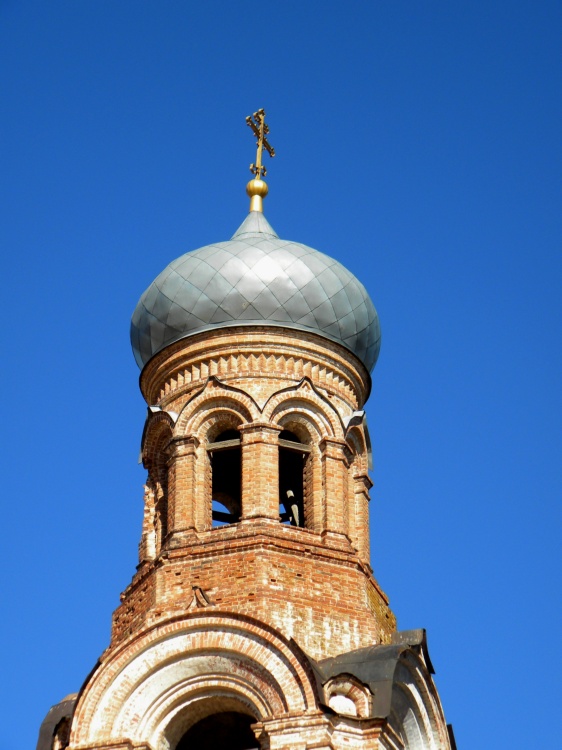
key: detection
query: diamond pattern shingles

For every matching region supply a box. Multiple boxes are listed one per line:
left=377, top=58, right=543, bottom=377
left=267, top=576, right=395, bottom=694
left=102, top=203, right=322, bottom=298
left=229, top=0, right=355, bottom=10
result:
left=130, top=211, right=380, bottom=371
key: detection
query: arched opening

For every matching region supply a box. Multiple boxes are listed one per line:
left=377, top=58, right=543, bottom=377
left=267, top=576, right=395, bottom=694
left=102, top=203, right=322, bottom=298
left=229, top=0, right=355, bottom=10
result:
left=176, top=711, right=259, bottom=750
left=148, top=433, right=171, bottom=553
left=154, top=463, right=169, bottom=547
left=208, top=429, right=242, bottom=526
left=278, top=429, right=310, bottom=527
left=140, top=418, right=173, bottom=558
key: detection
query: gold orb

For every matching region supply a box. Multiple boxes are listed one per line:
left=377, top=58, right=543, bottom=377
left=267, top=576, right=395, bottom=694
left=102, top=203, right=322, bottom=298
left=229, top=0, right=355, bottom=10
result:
left=246, top=179, right=269, bottom=198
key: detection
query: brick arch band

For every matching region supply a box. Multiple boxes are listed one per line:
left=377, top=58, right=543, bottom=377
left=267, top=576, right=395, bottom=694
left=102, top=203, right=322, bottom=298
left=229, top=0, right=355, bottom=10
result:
left=71, top=612, right=319, bottom=749
left=142, top=412, right=175, bottom=468
left=389, top=651, right=452, bottom=750
left=262, top=379, right=345, bottom=439
left=174, top=379, right=260, bottom=437
left=172, top=377, right=344, bottom=440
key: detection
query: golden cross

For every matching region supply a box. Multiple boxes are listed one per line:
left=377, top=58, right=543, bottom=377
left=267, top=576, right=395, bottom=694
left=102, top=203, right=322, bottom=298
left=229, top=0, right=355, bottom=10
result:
left=246, top=108, right=275, bottom=179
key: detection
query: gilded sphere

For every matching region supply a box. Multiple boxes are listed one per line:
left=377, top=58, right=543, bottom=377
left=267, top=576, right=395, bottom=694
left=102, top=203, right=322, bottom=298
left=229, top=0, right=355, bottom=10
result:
left=246, top=178, right=269, bottom=198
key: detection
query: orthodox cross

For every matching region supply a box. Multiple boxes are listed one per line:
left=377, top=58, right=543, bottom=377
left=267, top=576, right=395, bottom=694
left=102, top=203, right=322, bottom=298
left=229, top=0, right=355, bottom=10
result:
left=246, top=108, right=275, bottom=179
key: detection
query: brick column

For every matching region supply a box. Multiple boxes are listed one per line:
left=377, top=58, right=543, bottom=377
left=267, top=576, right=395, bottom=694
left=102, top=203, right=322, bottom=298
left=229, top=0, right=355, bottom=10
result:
left=138, top=482, right=156, bottom=563
left=166, top=435, right=199, bottom=546
left=353, top=472, right=373, bottom=564
left=239, top=423, right=281, bottom=520
left=320, top=437, right=350, bottom=537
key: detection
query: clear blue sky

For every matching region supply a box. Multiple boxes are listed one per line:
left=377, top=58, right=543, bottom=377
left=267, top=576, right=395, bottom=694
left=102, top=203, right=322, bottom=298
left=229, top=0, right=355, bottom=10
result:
left=1, top=2, right=560, bottom=748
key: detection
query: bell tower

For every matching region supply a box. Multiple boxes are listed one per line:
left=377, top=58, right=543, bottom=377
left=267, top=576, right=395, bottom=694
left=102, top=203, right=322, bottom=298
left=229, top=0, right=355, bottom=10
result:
left=37, top=110, right=454, bottom=750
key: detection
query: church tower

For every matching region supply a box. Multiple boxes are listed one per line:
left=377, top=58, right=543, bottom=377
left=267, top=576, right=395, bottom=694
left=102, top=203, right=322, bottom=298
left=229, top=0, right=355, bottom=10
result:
left=38, top=111, right=455, bottom=750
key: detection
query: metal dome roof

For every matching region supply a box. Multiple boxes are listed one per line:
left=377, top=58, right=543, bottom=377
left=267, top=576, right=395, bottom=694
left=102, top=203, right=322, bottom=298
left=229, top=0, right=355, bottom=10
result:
left=131, top=211, right=380, bottom=371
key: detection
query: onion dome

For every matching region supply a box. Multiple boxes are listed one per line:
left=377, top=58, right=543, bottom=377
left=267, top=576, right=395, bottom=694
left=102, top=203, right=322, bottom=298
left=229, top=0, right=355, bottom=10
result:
left=130, top=208, right=381, bottom=372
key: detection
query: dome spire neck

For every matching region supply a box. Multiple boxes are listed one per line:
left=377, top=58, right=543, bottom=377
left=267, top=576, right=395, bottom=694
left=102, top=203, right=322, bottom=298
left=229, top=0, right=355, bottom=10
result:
left=246, top=108, right=275, bottom=213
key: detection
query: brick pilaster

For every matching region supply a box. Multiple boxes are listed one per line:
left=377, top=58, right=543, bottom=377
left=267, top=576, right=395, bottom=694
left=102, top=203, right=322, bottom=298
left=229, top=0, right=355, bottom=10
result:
left=320, top=437, right=350, bottom=536
left=167, top=436, right=199, bottom=544
left=239, top=423, right=281, bottom=520
left=353, top=472, right=373, bottom=564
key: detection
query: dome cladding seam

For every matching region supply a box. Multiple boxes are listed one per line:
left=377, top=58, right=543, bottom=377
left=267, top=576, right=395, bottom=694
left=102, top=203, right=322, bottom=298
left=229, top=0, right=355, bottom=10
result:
left=130, top=212, right=380, bottom=372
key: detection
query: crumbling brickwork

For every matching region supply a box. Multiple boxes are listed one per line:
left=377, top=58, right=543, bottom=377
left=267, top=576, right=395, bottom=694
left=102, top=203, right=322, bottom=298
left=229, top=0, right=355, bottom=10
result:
left=111, top=326, right=396, bottom=654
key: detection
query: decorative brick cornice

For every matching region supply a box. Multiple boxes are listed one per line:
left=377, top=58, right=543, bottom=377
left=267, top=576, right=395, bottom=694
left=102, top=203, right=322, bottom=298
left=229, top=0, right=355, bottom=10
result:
left=139, top=327, right=370, bottom=410
left=354, top=472, right=374, bottom=491
left=239, top=422, right=282, bottom=441
left=319, top=436, right=349, bottom=459
left=168, top=435, right=199, bottom=457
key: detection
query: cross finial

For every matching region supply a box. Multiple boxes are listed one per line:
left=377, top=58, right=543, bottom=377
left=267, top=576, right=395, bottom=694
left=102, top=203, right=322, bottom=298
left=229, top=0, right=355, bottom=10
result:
left=246, top=108, right=275, bottom=179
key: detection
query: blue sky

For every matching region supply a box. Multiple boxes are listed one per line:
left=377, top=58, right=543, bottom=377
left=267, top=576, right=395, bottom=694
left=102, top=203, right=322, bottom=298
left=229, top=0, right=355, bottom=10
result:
left=1, top=2, right=560, bottom=748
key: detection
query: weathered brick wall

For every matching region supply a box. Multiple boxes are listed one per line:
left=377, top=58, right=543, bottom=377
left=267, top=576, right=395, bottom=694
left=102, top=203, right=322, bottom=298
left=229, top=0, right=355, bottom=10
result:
left=111, top=521, right=395, bottom=654
left=110, top=325, right=396, bottom=656
left=112, top=566, right=156, bottom=641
